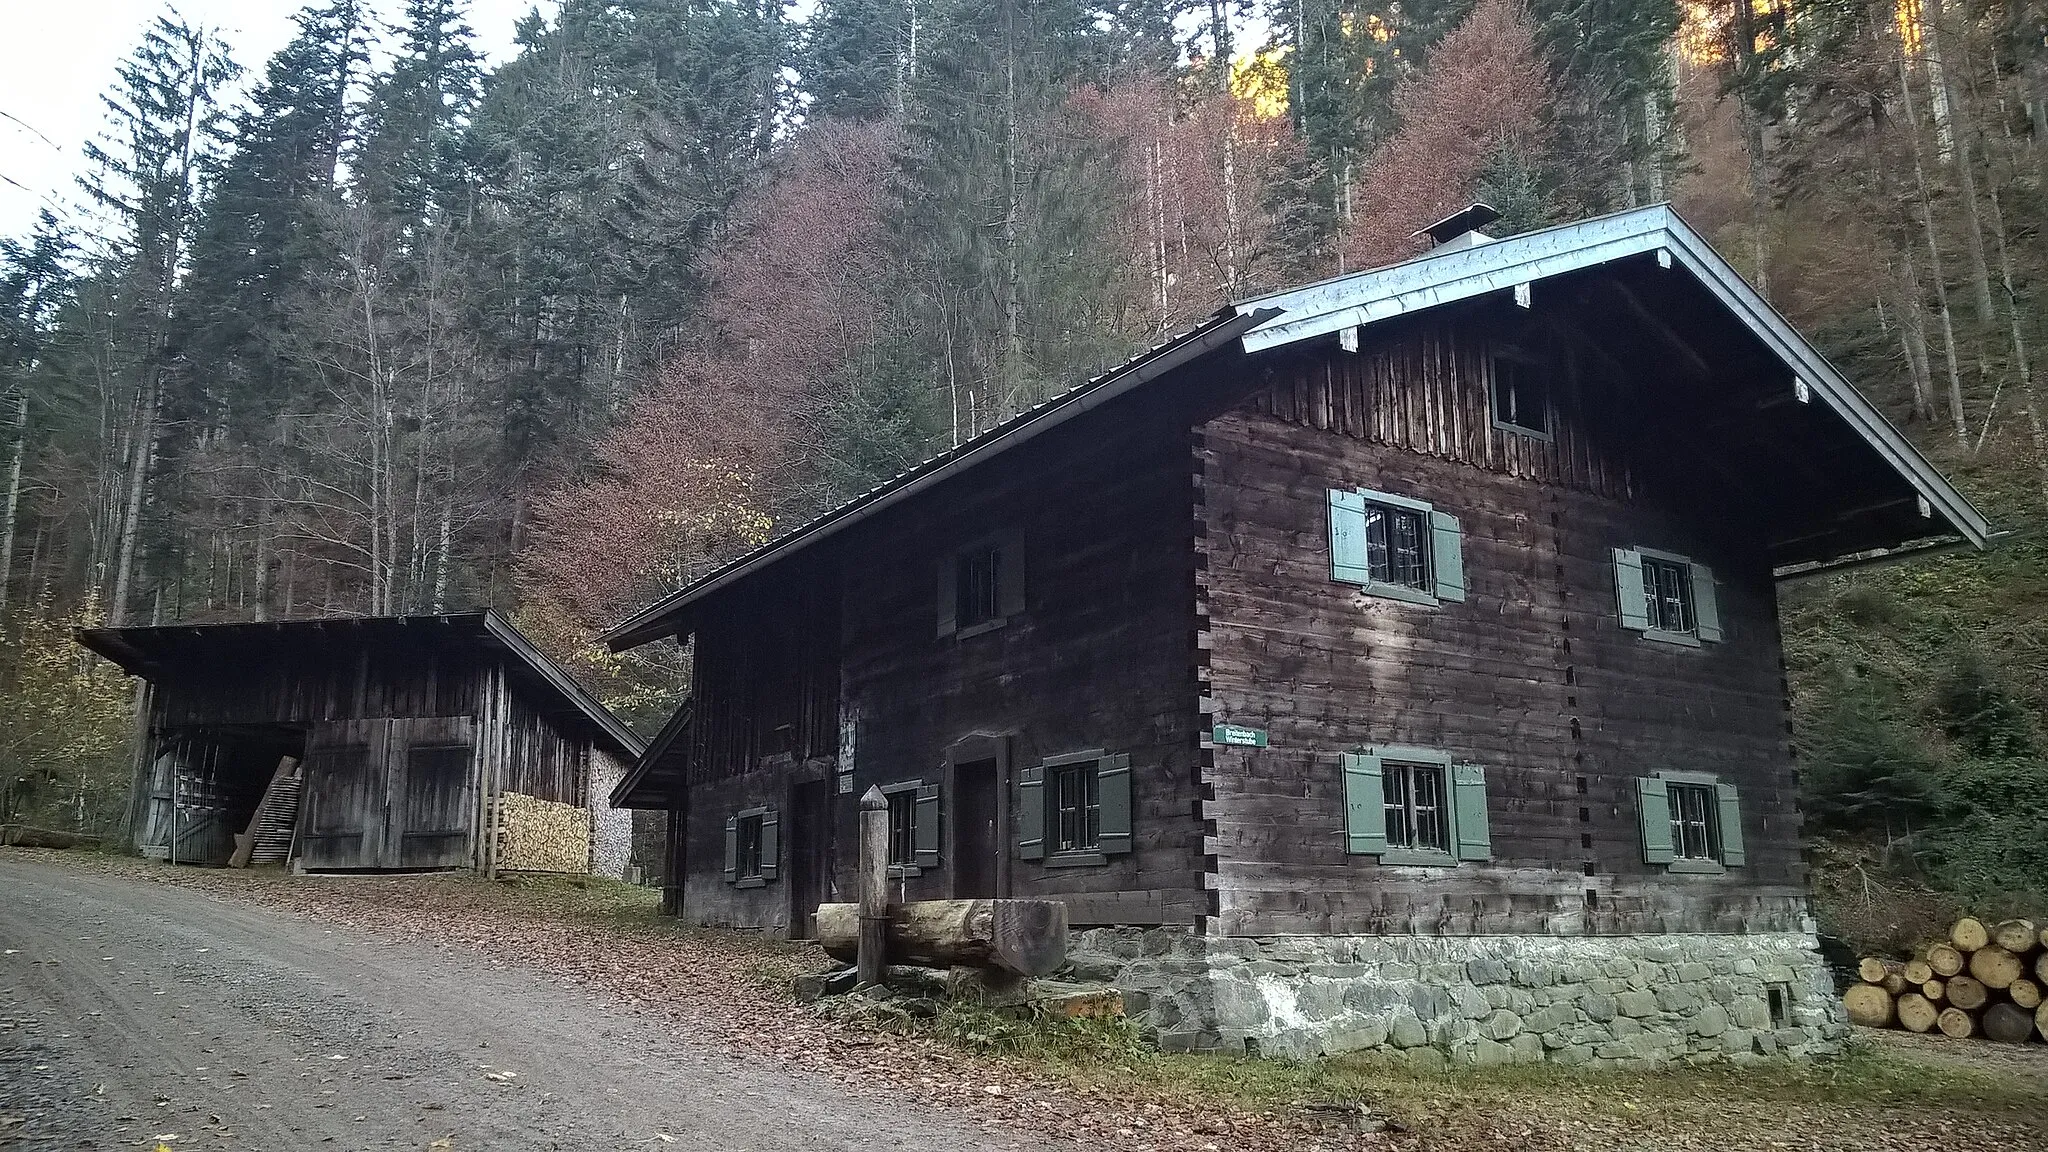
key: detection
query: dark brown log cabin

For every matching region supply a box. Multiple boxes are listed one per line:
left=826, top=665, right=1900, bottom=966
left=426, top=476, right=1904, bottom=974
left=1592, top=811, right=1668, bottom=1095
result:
left=80, top=612, right=644, bottom=876
left=606, top=206, right=1990, bottom=947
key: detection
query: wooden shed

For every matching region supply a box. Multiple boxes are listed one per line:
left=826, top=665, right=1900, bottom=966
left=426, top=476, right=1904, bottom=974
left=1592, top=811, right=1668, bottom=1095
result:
left=78, top=612, right=644, bottom=876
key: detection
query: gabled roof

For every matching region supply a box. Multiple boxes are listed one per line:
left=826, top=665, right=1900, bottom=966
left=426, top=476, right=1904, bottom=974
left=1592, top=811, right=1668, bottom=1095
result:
left=609, top=695, right=689, bottom=808
left=1228, top=204, right=1992, bottom=552
left=78, top=610, right=646, bottom=760
left=604, top=204, right=1991, bottom=652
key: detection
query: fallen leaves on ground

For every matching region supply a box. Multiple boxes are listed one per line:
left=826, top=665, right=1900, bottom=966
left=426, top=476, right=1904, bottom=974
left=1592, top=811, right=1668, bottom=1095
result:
left=38, top=853, right=2048, bottom=1152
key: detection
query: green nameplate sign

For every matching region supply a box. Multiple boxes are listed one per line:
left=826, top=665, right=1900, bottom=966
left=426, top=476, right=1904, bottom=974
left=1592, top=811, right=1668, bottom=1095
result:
left=1212, top=724, right=1268, bottom=748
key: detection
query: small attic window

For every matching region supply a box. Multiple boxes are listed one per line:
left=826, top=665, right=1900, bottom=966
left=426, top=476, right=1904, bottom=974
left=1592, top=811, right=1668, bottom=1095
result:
left=1492, top=356, right=1551, bottom=439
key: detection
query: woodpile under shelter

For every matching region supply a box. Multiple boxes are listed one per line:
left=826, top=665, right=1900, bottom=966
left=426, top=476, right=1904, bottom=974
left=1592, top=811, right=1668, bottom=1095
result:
left=79, top=612, right=643, bottom=877
left=604, top=205, right=1992, bottom=1065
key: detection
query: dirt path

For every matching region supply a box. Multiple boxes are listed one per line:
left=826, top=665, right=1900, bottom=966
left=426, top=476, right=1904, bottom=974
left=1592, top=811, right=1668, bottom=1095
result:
left=0, top=856, right=1005, bottom=1152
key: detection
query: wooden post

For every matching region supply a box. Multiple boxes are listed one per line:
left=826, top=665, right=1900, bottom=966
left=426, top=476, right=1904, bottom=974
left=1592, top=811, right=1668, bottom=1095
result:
left=857, top=785, right=889, bottom=988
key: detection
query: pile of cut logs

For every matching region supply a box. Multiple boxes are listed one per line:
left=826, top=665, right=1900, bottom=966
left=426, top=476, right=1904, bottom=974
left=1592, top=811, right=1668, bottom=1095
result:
left=1843, top=917, right=2048, bottom=1043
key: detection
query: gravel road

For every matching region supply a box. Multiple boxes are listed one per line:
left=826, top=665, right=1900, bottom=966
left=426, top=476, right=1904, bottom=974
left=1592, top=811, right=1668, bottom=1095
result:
left=0, top=856, right=1000, bottom=1152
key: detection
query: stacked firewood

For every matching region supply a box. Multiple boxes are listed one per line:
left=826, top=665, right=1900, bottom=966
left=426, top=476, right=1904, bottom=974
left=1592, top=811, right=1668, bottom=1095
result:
left=1844, top=917, right=2048, bottom=1043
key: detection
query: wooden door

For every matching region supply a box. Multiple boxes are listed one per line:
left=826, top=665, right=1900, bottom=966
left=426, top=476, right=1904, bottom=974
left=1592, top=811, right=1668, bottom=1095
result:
left=787, top=778, right=833, bottom=939
left=951, top=757, right=1002, bottom=899
left=299, top=724, right=385, bottom=869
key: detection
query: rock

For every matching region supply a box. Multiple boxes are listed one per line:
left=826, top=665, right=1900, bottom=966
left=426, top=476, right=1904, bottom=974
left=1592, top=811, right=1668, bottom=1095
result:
left=1580, top=991, right=1618, bottom=1022
left=1616, top=990, right=1660, bottom=1018
left=1481, top=1009, right=1523, bottom=1041
left=1466, top=956, right=1512, bottom=986
left=1390, top=1012, right=1429, bottom=1049
left=1510, top=1032, right=1545, bottom=1063
left=1472, top=1038, right=1514, bottom=1067
left=1452, top=985, right=1492, bottom=1020
left=1693, top=1005, right=1729, bottom=1038
left=1405, top=1046, right=1447, bottom=1071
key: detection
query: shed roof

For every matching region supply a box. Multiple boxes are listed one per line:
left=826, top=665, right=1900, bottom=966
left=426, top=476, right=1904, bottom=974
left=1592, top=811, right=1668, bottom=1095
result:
left=603, top=204, right=1991, bottom=653
left=78, top=611, right=646, bottom=759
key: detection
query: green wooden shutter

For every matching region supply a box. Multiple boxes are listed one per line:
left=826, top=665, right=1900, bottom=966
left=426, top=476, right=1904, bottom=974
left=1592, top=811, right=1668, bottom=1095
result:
left=1450, top=763, right=1492, bottom=861
left=914, top=783, right=941, bottom=869
left=1691, top=564, right=1724, bottom=642
left=1341, top=752, right=1386, bottom=855
left=722, top=815, right=739, bottom=883
left=936, top=553, right=958, bottom=637
left=1430, top=510, right=1466, bottom=602
left=1715, top=782, right=1745, bottom=866
left=998, top=532, right=1027, bottom=619
left=1613, top=548, right=1650, bottom=630
left=1096, top=754, right=1133, bottom=855
left=1329, top=490, right=1369, bottom=584
left=759, top=807, right=780, bottom=881
left=1017, top=765, right=1045, bottom=860
left=1635, top=777, right=1674, bottom=864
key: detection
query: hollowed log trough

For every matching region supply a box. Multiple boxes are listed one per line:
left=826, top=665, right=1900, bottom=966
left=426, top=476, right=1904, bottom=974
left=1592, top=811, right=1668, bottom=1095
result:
left=814, top=898, right=1068, bottom=977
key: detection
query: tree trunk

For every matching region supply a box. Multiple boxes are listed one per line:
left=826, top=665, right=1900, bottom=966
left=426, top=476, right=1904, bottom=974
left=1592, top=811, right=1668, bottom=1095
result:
left=1923, top=0, right=1999, bottom=324
left=2007, top=977, right=2041, bottom=1010
left=1896, top=991, right=1939, bottom=1033
left=815, top=898, right=1069, bottom=976
left=1897, top=48, right=1973, bottom=447
left=1927, top=941, right=1966, bottom=976
left=1968, top=944, right=2024, bottom=989
left=1952, top=916, right=1991, bottom=952
left=1937, top=1005, right=1976, bottom=1038
left=1903, top=957, right=1935, bottom=985
left=1842, top=983, right=1895, bottom=1027
left=1946, top=974, right=1990, bottom=1010
left=998, top=2, right=1023, bottom=421
left=0, top=387, right=26, bottom=617
left=1993, top=918, right=2040, bottom=955
left=1983, top=1001, right=2034, bottom=1043
left=107, top=376, right=159, bottom=627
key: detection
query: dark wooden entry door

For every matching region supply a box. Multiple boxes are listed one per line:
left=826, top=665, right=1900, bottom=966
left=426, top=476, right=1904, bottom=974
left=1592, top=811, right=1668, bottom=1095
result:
left=951, top=757, right=1002, bottom=898
left=788, top=778, right=833, bottom=939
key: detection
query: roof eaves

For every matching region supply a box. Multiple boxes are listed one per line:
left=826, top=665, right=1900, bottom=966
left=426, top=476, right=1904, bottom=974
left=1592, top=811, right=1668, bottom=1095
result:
left=602, top=306, right=1273, bottom=651
left=480, top=611, right=647, bottom=758
left=608, top=696, right=691, bottom=809
left=1232, top=204, right=1992, bottom=551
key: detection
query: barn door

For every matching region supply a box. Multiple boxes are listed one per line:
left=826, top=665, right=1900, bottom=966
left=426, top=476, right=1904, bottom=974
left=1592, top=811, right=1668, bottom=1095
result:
left=299, top=723, right=385, bottom=869
left=391, top=718, right=476, bottom=869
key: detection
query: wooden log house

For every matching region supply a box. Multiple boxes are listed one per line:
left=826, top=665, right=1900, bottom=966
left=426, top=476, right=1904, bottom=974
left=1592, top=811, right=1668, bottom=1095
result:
left=604, top=206, right=1992, bottom=1062
left=79, top=612, right=644, bottom=876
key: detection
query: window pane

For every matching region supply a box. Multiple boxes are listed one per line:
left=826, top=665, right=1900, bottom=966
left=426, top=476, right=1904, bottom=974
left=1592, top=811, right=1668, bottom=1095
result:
left=1667, top=784, right=1718, bottom=860
left=1382, top=764, right=1412, bottom=848
left=888, top=791, right=916, bottom=865
left=1414, top=765, right=1445, bottom=851
left=1365, top=507, right=1390, bottom=584
left=957, top=545, right=1000, bottom=628
left=1391, top=510, right=1426, bottom=589
left=1642, top=558, right=1695, bottom=633
left=1052, top=763, right=1099, bottom=852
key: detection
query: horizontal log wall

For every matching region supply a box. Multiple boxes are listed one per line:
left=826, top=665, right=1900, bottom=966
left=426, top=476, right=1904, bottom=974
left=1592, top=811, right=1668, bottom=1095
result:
left=1200, top=322, right=1806, bottom=937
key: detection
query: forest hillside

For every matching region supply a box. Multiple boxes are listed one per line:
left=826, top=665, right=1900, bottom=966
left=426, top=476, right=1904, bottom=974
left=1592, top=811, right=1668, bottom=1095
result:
left=3, top=0, right=2045, bottom=948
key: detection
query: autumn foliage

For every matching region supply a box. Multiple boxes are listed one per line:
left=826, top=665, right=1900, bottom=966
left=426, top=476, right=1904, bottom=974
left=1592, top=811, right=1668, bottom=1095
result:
left=1342, top=0, right=1553, bottom=269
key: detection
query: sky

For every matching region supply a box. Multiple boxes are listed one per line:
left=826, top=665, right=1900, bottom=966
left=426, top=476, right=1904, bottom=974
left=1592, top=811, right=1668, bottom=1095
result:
left=0, top=0, right=558, bottom=239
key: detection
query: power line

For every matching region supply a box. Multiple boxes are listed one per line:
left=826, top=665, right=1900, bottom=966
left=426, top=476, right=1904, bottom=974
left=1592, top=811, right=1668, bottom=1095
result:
left=0, top=109, right=60, bottom=151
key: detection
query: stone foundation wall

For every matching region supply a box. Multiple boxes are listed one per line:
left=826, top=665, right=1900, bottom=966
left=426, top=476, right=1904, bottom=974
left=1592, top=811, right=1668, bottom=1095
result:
left=1066, top=930, right=1848, bottom=1067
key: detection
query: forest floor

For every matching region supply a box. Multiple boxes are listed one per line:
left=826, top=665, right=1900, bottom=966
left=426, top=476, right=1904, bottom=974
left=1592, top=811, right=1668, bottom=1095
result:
left=2, top=850, right=2044, bottom=1152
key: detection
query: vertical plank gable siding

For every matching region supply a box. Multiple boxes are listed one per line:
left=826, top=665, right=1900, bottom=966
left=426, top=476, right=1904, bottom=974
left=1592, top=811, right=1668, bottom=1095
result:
left=1202, top=323, right=1805, bottom=937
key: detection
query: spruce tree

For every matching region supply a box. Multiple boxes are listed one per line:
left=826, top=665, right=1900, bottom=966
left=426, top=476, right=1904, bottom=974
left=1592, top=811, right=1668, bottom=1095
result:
left=802, top=0, right=914, bottom=120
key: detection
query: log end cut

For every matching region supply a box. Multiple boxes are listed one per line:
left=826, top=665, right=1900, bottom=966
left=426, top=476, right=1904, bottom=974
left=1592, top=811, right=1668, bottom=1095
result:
left=1983, top=1002, right=2035, bottom=1044
left=1843, top=984, right=1895, bottom=1029
left=1895, top=992, right=1939, bottom=1034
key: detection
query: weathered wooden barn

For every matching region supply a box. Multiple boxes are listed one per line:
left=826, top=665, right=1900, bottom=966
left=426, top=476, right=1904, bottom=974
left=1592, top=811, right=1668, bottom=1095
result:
left=80, top=612, right=643, bottom=877
left=605, top=206, right=1992, bottom=1064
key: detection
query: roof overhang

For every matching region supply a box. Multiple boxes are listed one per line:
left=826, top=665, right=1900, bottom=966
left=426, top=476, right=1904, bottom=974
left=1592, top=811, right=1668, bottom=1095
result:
left=77, top=611, right=646, bottom=759
left=602, top=306, right=1277, bottom=650
left=1229, top=204, right=1992, bottom=560
left=608, top=697, right=691, bottom=809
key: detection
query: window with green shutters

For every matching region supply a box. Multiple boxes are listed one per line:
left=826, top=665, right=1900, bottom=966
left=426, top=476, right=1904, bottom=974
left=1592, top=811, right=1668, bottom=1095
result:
left=1328, top=488, right=1466, bottom=606
left=1341, top=748, right=1492, bottom=865
left=1635, top=773, right=1745, bottom=873
left=1612, top=546, right=1722, bottom=647
left=722, top=805, right=779, bottom=888
left=881, top=780, right=941, bottom=876
left=1019, top=751, right=1132, bottom=867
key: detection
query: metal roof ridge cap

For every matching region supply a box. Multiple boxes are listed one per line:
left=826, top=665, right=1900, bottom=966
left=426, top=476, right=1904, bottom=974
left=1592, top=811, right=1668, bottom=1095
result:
left=1656, top=216, right=1992, bottom=545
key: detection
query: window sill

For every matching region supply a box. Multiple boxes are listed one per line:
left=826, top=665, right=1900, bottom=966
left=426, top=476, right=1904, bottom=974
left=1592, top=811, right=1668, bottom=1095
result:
left=1044, top=850, right=1109, bottom=869
left=1351, top=581, right=1439, bottom=608
left=954, top=617, right=1008, bottom=640
left=1377, top=848, right=1460, bottom=867
left=1491, top=416, right=1554, bottom=443
left=1666, top=858, right=1726, bottom=875
left=736, top=875, right=769, bottom=889
left=1640, top=628, right=1703, bottom=649
left=886, top=864, right=923, bottom=879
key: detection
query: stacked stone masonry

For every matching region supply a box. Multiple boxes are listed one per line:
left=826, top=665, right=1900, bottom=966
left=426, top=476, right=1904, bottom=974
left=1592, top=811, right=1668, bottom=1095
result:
left=1066, top=930, right=1849, bottom=1067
